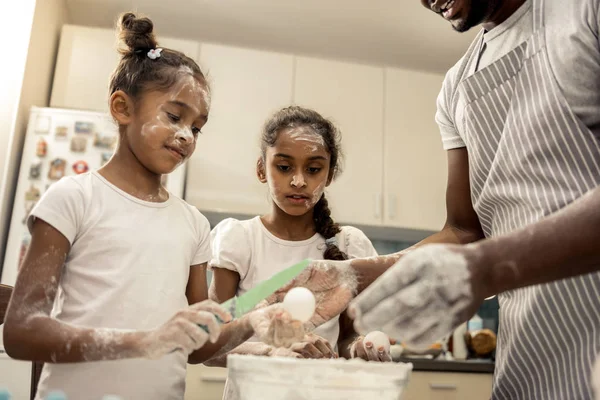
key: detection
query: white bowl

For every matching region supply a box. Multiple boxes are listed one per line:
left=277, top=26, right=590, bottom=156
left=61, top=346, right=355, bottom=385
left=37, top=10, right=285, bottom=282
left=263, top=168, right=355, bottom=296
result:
left=227, top=354, right=413, bottom=400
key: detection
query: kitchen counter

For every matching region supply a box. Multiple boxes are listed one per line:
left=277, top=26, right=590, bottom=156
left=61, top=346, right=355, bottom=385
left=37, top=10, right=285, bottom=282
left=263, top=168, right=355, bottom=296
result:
left=397, top=357, right=495, bottom=374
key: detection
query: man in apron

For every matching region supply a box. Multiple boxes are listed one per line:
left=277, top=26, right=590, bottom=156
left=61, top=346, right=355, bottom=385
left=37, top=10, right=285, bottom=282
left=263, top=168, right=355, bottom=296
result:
left=294, top=0, right=600, bottom=399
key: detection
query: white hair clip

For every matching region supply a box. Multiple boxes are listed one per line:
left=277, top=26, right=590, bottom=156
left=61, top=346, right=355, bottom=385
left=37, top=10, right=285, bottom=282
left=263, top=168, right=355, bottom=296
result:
left=147, top=48, right=163, bottom=60
left=325, top=237, right=338, bottom=247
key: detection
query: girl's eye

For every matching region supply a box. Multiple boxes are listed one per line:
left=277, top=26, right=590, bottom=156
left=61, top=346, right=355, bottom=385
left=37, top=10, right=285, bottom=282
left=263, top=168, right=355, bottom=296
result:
left=277, top=165, right=291, bottom=172
left=192, top=127, right=201, bottom=135
left=167, top=113, right=180, bottom=122
left=308, top=167, right=322, bottom=174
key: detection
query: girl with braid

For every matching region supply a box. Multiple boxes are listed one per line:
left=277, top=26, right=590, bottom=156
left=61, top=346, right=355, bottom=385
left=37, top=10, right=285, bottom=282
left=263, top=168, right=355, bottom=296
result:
left=207, top=106, right=387, bottom=399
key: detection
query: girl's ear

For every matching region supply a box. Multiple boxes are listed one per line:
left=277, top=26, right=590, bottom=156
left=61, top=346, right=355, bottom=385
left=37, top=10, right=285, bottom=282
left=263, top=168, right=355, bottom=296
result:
left=256, top=157, right=267, bottom=183
left=109, top=90, right=135, bottom=126
left=326, top=168, right=334, bottom=187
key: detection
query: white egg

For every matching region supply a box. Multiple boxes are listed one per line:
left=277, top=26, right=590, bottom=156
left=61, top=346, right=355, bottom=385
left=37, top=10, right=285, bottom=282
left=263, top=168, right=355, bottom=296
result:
left=364, top=331, right=390, bottom=353
left=282, top=287, right=316, bottom=322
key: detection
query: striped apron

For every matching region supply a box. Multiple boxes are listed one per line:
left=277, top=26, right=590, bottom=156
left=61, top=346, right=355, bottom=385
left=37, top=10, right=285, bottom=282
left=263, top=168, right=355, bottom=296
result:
left=455, top=0, right=600, bottom=398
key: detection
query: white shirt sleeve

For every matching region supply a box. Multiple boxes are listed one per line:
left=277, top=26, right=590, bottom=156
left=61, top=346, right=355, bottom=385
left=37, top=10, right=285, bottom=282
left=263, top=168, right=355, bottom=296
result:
left=27, top=177, right=85, bottom=245
left=436, top=64, right=466, bottom=150
left=208, top=218, right=251, bottom=280
left=191, top=211, right=212, bottom=266
left=341, top=226, right=378, bottom=258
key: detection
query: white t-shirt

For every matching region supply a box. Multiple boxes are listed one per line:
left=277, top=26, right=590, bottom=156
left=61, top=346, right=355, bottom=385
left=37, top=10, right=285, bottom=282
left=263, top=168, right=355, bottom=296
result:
left=209, top=216, right=378, bottom=347
left=28, top=171, right=211, bottom=400
left=436, top=1, right=533, bottom=149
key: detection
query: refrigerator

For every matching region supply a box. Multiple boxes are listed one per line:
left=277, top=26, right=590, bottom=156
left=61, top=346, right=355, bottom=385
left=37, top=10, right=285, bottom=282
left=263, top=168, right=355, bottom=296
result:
left=0, top=107, right=187, bottom=286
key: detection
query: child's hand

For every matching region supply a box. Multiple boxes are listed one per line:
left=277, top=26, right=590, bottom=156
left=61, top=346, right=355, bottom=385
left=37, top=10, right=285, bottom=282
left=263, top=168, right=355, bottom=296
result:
left=140, top=300, right=231, bottom=359
left=349, top=335, right=393, bottom=362
left=246, top=304, right=305, bottom=348
left=267, top=260, right=356, bottom=331
left=288, top=333, right=337, bottom=359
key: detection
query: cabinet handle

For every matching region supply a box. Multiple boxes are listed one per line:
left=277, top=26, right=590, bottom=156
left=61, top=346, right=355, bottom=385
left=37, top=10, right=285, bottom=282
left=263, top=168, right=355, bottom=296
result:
left=429, top=383, right=457, bottom=390
left=388, top=194, right=397, bottom=220
left=374, top=193, right=382, bottom=219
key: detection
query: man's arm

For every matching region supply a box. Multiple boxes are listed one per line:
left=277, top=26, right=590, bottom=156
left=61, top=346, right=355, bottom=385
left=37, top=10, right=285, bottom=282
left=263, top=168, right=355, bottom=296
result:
left=477, top=185, right=600, bottom=297
left=351, top=148, right=484, bottom=292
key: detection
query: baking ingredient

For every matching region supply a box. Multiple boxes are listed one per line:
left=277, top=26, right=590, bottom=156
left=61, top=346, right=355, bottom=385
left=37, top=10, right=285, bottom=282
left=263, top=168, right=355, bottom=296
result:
left=282, top=287, right=316, bottom=323
left=364, top=331, right=390, bottom=354
left=227, top=354, right=412, bottom=400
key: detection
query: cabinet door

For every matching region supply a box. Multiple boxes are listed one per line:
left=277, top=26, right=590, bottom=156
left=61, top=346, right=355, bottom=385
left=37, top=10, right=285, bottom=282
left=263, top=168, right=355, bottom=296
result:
left=50, top=25, right=199, bottom=113
left=186, top=44, right=294, bottom=214
left=294, top=57, right=384, bottom=226
left=383, top=68, right=447, bottom=231
left=403, top=371, right=493, bottom=400
left=185, top=365, right=226, bottom=400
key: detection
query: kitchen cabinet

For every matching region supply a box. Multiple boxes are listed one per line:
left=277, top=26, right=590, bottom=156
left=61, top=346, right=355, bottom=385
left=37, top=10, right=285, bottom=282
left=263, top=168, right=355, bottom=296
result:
left=403, top=371, right=493, bottom=400
left=293, top=56, right=385, bottom=226
left=50, top=25, right=199, bottom=113
left=49, top=25, right=449, bottom=233
left=383, top=68, right=448, bottom=231
left=186, top=44, right=295, bottom=215
left=185, top=364, right=227, bottom=400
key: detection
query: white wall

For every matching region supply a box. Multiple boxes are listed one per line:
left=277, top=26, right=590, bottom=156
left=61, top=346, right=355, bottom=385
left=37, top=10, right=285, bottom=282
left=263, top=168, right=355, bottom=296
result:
left=0, top=0, right=69, bottom=269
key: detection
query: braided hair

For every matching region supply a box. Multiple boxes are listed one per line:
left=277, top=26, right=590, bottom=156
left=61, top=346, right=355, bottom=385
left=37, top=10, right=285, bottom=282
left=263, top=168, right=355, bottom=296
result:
left=261, top=106, right=348, bottom=261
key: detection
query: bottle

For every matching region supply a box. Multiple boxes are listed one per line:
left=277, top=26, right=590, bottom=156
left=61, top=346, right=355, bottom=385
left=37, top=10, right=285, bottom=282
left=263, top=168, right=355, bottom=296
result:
left=45, top=391, right=67, bottom=400
left=452, top=322, right=468, bottom=360
left=467, top=313, right=483, bottom=333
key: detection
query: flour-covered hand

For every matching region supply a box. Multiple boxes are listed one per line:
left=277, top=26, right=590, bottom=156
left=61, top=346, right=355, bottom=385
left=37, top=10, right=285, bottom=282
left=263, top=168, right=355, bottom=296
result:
left=267, top=260, right=357, bottom=331
left=349, top=244, right=487, bottom=349
left=247, top=303, right=305, bottom=348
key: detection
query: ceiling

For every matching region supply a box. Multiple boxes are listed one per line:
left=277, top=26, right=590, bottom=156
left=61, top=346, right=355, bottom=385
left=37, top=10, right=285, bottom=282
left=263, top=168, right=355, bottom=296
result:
left=65, top=0, right=479, bottom=74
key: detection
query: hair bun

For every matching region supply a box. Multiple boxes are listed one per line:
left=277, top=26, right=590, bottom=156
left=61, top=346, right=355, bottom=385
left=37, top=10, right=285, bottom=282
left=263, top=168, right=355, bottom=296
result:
left=118, top=12, right=157, bottom=54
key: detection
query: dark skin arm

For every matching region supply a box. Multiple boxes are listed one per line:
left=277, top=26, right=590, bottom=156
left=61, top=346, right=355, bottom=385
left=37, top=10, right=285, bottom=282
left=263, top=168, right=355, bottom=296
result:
left=3, top=220, right=146, bottom=362
left=476, top=184, right=600, bottom=298
left=337, top=311, right=360, bottom=359
left=351, top=148, right=484, bottom=292
left=187, top=267, right=256, bottom=365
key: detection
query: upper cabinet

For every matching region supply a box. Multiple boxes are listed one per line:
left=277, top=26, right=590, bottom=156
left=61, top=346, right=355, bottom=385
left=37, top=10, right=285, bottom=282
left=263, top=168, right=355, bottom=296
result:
left=383, top=68, right=447, bottom=231
left=49, top=25, right=449, bottom=233
left=294, top=57, right=385, bottom=226
left=186, top=44, right=294, bottom=215
left=50, top=25, right=199, bottom=113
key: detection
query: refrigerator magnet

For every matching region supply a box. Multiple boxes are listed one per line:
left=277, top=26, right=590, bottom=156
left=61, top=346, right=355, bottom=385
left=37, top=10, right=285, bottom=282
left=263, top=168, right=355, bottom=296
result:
left=29, top=161, right=42, bottom=180
left=72, top=160, right=89, bottom=175
left=74, top=121, right=94, bottom=134
left=36, top=138, right=48, bottom=158
left=18, top=233, right=31, bottom=270
left=100, top=152, right=112, bottom=166
left=93, top=133, right=117, bottom=149
left=22, top=185, right=41, bottom=224
left=22, top=202, right=36, bottom=225
left=70, top=135, right=87, bottom=152
left=48, top=158, right=67, bottom=180
left=34, top=115, right=51, bottom=134
left=55, top=126, right=69, bottom=140
left=24, top=184, right=41, bottom=202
